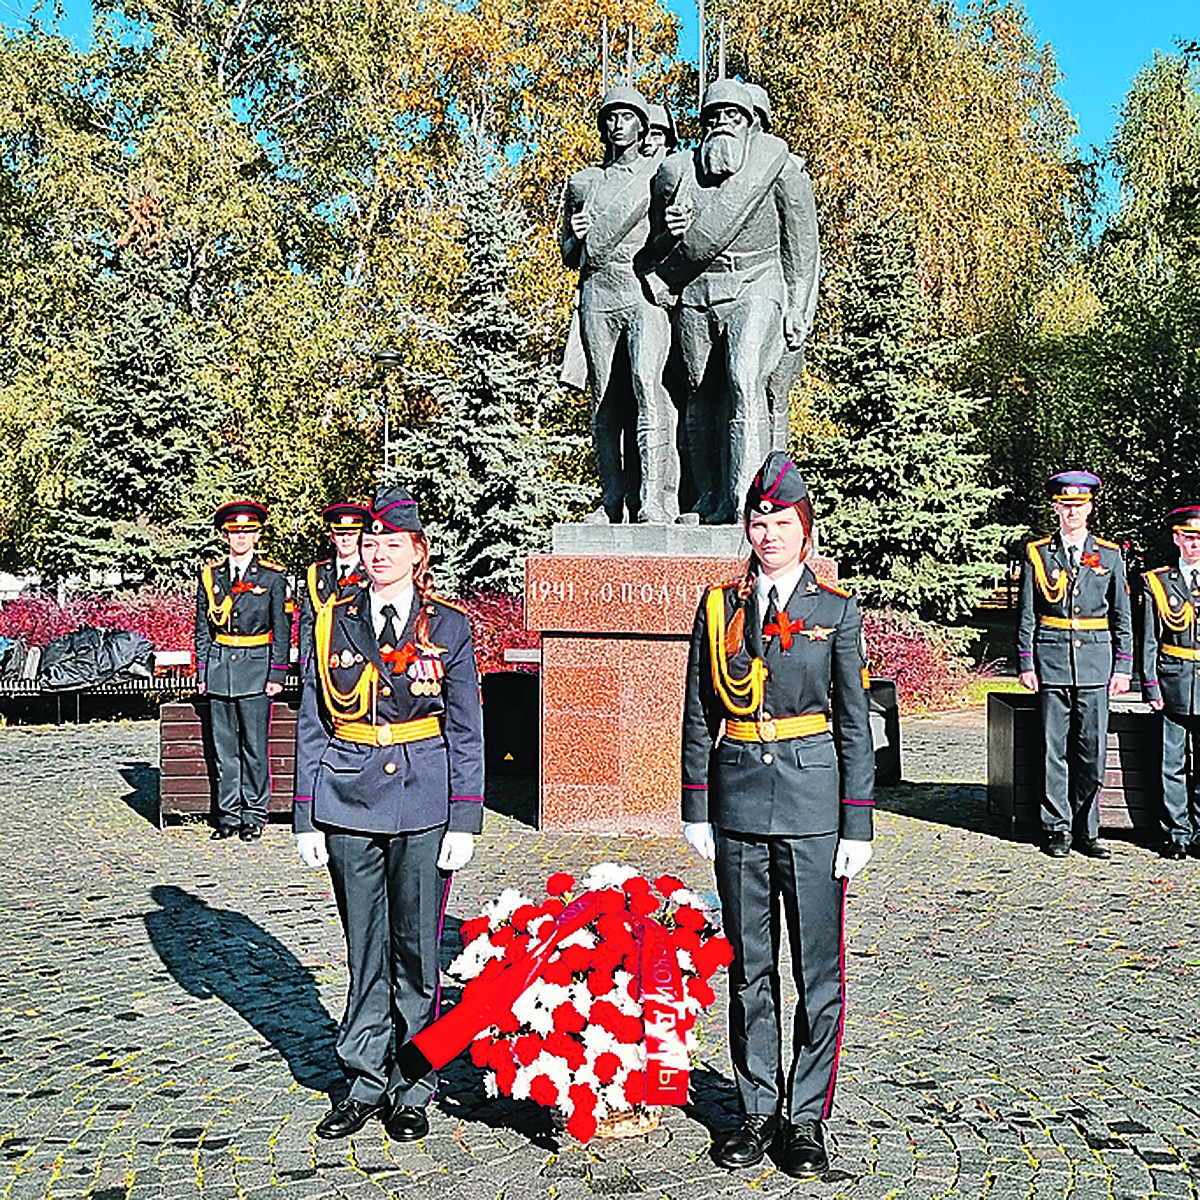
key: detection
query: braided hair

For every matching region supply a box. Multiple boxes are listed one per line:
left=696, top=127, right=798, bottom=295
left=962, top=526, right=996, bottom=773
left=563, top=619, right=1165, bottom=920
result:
left=410, top=532, right=437, bottom=651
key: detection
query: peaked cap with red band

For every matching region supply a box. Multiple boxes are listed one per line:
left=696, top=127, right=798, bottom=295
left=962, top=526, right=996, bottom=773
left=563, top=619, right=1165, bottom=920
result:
left=213, top=498, right=267, bottom=532
left=746, top=451, right=809, bottom=516
left=1167, top=504, right=1200, bottom=532
left=367, top=485, right=422, bottom=535
left=1046, top=470, right=1101, bottom=505
left=323, top=501, right=368, bottom=533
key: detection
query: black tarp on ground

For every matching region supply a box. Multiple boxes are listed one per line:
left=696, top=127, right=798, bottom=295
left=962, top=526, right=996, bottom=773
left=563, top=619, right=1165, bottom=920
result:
left=36, top=626, right=154, bottom=691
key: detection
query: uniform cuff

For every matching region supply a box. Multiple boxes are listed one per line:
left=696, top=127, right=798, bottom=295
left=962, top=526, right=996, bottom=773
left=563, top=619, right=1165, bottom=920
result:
left=449, top=795, right=484, bottom=834
left=292, top=797, right=314, bottom=834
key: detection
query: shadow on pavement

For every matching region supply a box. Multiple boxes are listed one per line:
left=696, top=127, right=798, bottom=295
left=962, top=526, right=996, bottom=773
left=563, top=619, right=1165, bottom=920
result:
left=119, top=761, right=161, bottom=827
left=875, top=782, right=1013, bottom=839
left=145, top=884, right=340, bottom=1094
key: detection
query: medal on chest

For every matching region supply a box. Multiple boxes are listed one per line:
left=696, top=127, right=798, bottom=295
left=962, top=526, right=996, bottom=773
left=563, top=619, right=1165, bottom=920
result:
left=408, top=655, right=445, bottom=696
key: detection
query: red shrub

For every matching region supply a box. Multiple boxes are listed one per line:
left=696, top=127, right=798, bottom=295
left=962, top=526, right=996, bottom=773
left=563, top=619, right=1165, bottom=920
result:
left=0, top=590, right=196, bottom=651
left=462, top=592, right=540, bottom=676
left=863, top=608, right=986, bottom=712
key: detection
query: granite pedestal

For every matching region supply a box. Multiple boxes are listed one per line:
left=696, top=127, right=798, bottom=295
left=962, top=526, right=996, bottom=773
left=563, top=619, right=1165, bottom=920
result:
left=525, top=524, right=836, bottom=835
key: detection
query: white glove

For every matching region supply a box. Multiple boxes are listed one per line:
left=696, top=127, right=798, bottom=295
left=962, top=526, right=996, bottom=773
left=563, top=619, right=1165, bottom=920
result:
left=295, top=830, right=329, bottom=869
left=834, top=838, right=873, bottom=880
left=683, top=821, right=716, bottom=862
left=437, top=831, right=475, bottom=872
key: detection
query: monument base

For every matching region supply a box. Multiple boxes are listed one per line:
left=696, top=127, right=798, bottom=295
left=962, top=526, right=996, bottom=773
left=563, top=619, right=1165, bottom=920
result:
left=525, top=525, right=836, bottom=835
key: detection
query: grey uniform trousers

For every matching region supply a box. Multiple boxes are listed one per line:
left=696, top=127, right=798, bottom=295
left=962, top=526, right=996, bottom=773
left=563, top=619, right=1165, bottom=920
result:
left=1039, top=684, right=1106, bottom=839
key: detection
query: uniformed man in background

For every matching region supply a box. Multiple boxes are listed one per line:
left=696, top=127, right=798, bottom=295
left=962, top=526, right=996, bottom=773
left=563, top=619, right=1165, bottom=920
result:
left=1141, top=505, right=1200, bottom=860
left=194, top=499, right=291, bottom=841
left=1016, top=471, right=1133, bottom=858
left=297, top=502, right=369, bottom=676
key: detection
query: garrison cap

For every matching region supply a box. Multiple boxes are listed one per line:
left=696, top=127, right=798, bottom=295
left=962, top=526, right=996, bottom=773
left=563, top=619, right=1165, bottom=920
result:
left=367, top=486, right=422, bottom=535
left=746, top=451, right=809, bottom=515
left=323, top=501, right=368, bottom=533
left=1046, top=470, right=1101, bottom=505
left=1167, top=505, right=1200, bottom=532
left=213, top=499, right=267, bottom=532
left=700, top=78, right=755, bottom=123
left=598, top=85, right=650, bottom=133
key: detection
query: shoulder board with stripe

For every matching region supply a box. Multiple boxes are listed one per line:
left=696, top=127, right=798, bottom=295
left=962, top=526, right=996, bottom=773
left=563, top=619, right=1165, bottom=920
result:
left=429, top=594, right=468, bottom=615
left=1093, top=537, right=1119, bottom=550
left=257, top=559, right=286, bottom=572
left=817, top=580, right=850, bottom=597
left=312, top=558, right=331, bottom=569
left=1028, top=537, right=1051, bottom=550
left=1148, top=565, right=1170, bottom=577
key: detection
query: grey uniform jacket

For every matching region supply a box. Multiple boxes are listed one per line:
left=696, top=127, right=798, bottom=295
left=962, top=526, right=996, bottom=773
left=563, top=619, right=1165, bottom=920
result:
left=297, top=558, right=367, bottom=674
left=194, top=555, right=290, bottom=698
left=682, top=567, right=875, bottom=841
left=1016, top=532, right=1134, bottom=688
left=293, top=591, right=484, bottom=837
left=1141, top=565, right=1200, bottom=714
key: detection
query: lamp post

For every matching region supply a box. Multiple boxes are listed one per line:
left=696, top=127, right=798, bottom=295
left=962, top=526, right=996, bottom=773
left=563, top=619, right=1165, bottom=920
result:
left=370, top=349, right=404, bottom=471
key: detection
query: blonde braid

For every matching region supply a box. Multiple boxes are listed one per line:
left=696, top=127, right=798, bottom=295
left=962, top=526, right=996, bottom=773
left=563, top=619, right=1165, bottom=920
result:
left=411, top=533, right=436, bottom=650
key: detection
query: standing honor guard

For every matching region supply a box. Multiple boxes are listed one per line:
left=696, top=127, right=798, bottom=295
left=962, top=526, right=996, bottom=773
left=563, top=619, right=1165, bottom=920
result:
left=1017, top=470, right=1133, bottom=859
left=292, top=485, right=484, bottom=1142
left=194, top=499, right=291, bottom=841
left=297, top=502, right=370, bottom=676
left=1141, top=505, right=1200, bottom=860
left=681, top=452, right=874, bottom=1178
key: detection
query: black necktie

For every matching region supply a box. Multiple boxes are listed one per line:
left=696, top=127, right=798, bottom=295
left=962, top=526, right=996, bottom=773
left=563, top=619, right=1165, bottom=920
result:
left=1067, top=545, right=1078, bottom=573
left=231, top=565, right=241, bottom=586
left=1191, top=570, right=1199, bottom=595
left=763, top=586, right=780, bottom=635
left=379, top=603, right=400, bottom=649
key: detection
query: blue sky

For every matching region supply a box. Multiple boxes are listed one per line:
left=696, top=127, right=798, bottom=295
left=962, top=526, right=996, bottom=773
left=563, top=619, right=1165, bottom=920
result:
left=1, top=0, right=1194, bottom=157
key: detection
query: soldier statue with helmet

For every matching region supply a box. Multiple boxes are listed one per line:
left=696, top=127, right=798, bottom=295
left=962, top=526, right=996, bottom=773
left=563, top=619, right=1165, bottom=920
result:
left=559, top=82, right=679, bottom=525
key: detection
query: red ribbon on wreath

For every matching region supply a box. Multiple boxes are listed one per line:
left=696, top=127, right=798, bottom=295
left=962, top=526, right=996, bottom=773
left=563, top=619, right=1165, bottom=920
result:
left=395, top=890, right=690, bottom=1104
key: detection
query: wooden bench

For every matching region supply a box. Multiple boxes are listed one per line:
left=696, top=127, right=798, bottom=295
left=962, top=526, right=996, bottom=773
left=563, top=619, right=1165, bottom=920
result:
left=987, top=691, right=1161, bottom=838
left=158, top=697, right=301, bottom=826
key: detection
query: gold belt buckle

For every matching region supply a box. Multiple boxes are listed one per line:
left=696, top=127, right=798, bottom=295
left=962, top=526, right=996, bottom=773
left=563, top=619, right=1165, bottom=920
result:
left=757, top=715, right=777, bottom=742
left=377, top=724, right=393, bottom=747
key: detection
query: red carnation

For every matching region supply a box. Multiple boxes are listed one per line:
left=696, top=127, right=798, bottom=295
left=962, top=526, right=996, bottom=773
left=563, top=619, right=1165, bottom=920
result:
left=511, top=904, right=541, bottom=932
left=470, top=1037, right=491, bottom=1068
left=596, top=889, right=626, bottom=914
left=672, top=927, right=701, bottom=954
left=594, top=1051, right=622, bottom=1085
left=590, top=945, right=624, bottom=975
left=686, top=976, right=716, bottom=1007
left=691, top=936, right=735, bottom=979
left=621, top=875, right=653, bottom=895
left=540, top=898, right=566, bottom=918
left=547, top=872, right=575, bottom=897
left=630, top=891, right=661, bottom=918
left=558, top=944, right=594, bottom=974
left=623, top=1070, right=645, bottom=1106
left=591, top=999, right=642, bottom=1044
left=503, top=933, right=532, bottom=961
left=673, top=904, right=708, bottom=931
left=492, top=925, right=517, bottom=946
left=460, top=915, right=491, bottom=944
left=586, top=969, right=615, bottom=998
left=654, top=874, right=685, bottom=898
left=553, top=1002, right=587, bottom=1035
left=566, top=1084, right=598, bottom=1143
left=545, top=1031, right=586, bottom=1070
left=494, top=1007, right=522, bottom=1034
left=541, top=958, right=574, bottom=986
left=529, top=1074, right=560, bottom=1107
left=514, top=1034, right=543, bottom=1067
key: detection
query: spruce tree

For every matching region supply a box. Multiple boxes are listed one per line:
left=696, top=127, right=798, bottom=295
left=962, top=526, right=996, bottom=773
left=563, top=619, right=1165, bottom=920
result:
left=47, top=200, right=218, bottom=583
left=386, top=141, right=588, bottom=595
left=802, top=219, right=1018, bottom=620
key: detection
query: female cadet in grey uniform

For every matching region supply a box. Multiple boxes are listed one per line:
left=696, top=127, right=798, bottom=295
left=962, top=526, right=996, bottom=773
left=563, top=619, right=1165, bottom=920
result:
left=681, top=452, right=874, bottom=1178
left=292, top=485, right=484, bottom=1142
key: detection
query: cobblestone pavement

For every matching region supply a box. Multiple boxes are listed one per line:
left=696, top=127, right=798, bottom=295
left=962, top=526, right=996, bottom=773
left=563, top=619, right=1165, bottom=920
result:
left=1, top=710, right=1198, bottom=1200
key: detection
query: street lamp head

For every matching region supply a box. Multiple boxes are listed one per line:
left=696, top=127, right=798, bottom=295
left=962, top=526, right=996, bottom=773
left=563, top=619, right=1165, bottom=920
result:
left=371, top=349, right=404, bottom=368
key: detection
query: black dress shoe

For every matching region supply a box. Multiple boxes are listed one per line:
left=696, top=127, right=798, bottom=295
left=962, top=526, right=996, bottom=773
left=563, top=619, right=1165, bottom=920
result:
left=1075, top=837, right=1111, bottom=859
left=384, top=1103, right=429, bottom=1142
left=1161, top=842, right=1187, bottom=860
left=239, top=825, right=262, bottom=842
left=211, top=826, right=238, bottom=840
left=1044, top=831, right=1070, bottom=858
left=315, top=1097, right=381, bottom=1139
left=712, top=1113, right=779, bottom=1169
left=778, top=1119, right=829, bottom=1178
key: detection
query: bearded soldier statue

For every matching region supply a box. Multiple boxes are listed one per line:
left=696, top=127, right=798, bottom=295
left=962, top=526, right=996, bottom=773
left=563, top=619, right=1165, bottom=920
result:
left=560, top=86, right=679, bottom=524
left=646, top=79, right=820, bottom=525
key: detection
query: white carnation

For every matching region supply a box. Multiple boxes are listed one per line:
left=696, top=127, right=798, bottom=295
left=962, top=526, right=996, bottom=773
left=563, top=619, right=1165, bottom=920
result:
left=581, top=862, right=640, bottom=890
left=483, top=888, right=531, bottom=923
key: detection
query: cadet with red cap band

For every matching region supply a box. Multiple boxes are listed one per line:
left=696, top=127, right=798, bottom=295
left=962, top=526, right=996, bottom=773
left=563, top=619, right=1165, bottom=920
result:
left=681, top=451, right=874, bottom=1178
left=194, top=499, right=290, bottom=841
left=297, top=502, right=370, bottom=676
left=292, top=485, right=484, bottom=1144
left=1141, top=505, right=1200, bottom=860
left=1016, top=471, right=1133, bottom=858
